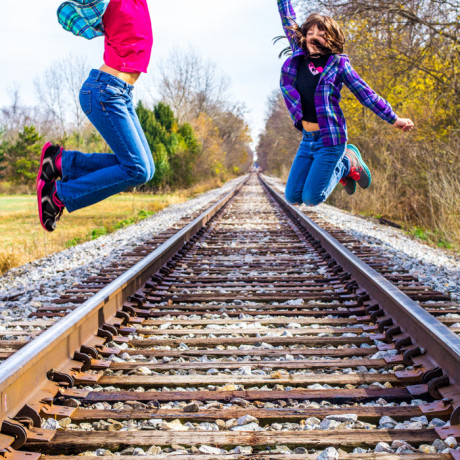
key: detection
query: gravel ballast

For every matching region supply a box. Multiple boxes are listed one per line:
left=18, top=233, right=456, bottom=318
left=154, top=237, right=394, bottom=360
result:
left=263, top=175, right=460, bottom=301
left=0, top=177, right=245, bottom=320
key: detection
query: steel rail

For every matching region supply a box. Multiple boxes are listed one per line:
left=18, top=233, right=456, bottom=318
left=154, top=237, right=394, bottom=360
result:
left=0, top=176, right=248, bottom=423
left=260, top=175, right=460, bottom=388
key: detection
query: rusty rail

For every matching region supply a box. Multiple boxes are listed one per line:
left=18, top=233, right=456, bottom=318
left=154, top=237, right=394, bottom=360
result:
left=260, top=175, right=460, bottom=422
left=0, top=177, right=248, bottom=426
left=0, top=174, right=459, bottom=457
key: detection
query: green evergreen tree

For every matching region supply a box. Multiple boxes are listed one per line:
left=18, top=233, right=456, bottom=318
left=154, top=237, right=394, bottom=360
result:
left=136, top=101, right=200, bottom=189
left=136, top=101, right=171, bottom=188
left=170, top=123, right=200, bottom=187
left=0, top=129, right=6, bottom=179
left=7, top=126, right=43, bottom=186
left=154, top=102, right=175, bottom=132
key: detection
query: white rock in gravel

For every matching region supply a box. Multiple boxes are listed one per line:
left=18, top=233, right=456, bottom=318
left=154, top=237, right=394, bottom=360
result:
left=428, top=418, right=446, bottom=428
left=198, top=422, right=219, bottom=431
left=199, top=445, right=222, bottom=454
left=237, top=415, right=258, bottom=426
left=238, top=366, right=252, bottom=375
left=308, top=384, right=324, bottom=390
left=445, top=436, right=458, bottom=448
left=391, top=440, right=415, bottom=451
left=410, top=415, right=428, bottom=425
left=419, top=444, right=436, bottom=453
left=375, top=442, right=393, bottom=453
left=233, top=446, right=253, bottom=454
left=231, top=422, right=262, bottom=431
left=371, top=349, right=398, bottom=359
left=284, top=299, right=304, bottom=305
left=42, top=418, right=61, bottom=430
left=379, top=416, right=397, bottom=428
left=406, top=421, right=424, bottom=430
left=394, top=423, right=408, bottom=429
left=161, top=420, right=188, bottom=431
left=272, top=446, right=292, bottom=454
left=325, top=414, right=357, bottom=423
left=316, top=447, right=339, bottom=460
left=305, top=417, right=321, bottom=426
left=148, top=419, right=163, bottom=428
left=319, top=419, right=340, bottom=430
left=135, top=366, right=152, bottom=375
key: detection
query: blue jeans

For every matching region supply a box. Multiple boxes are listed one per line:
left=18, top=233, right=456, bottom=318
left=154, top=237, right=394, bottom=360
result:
left=56, top=69, right=155, bottom=212
left=285, top=130, right=350, bottom=206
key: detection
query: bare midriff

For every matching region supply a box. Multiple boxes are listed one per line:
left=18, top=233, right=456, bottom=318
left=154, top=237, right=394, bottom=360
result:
left=99, top=64, right=141, bottom=85
left=302, top=120, right=320, bottom=132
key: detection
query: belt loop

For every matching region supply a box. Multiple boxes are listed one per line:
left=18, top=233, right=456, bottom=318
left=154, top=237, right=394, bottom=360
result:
left=95, top=71, right=101, bottom=82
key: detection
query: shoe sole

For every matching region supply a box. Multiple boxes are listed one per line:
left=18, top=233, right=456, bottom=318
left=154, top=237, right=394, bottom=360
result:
left=347, top=144, right=372, bottom=189
left=345, top=178, right=357, bottom=195
left=37, top=142, right=52, bottom=188
left=37, top=142, right=53, bottom=232
left=37, top=182, right=54, bottom=232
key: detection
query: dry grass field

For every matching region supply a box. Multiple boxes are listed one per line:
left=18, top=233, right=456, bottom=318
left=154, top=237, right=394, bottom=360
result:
left=0, top=179, right=225, bottom=275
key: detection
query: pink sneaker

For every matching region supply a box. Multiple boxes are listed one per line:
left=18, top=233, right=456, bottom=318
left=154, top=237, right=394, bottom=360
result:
left=37, top=181, right=65, bottom=232
left=37, top=142, right=62, bottom=187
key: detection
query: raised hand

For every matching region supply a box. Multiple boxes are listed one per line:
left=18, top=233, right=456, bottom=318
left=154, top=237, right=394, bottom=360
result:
left=394, top=117, right=414, bottom=132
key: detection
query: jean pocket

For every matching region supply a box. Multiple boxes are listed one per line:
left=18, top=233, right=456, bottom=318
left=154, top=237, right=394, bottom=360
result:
left=102, top=84, right=124, bottom=97
left=79, top=90, right=92, bottom=115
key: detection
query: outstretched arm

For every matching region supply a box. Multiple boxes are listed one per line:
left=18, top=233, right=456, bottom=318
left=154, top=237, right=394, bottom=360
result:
left=277, top=0, right=300, bottom=53
left=343, top=60, right=414, bottom=132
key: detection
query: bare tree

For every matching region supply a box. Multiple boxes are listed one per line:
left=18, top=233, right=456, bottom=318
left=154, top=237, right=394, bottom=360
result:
left=34, top=54, right=90, bottom=139
left=257, top=91, right=301, bottom=177
left=0, top=88, right=41, bottom=141
left=156, top=47, right=232, bottom=123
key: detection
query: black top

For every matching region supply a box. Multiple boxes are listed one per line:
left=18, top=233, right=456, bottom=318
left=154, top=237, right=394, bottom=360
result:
left=295, top=54, right=331, bottom=123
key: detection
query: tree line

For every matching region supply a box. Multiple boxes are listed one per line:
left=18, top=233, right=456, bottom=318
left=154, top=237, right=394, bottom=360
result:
left=0, top=49, right=252, bottom=193
left=257, top=0, right=459, bottom=247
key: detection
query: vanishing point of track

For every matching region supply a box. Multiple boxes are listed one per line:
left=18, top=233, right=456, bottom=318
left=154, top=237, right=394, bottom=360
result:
left=0, top=174, right=459, bottom=459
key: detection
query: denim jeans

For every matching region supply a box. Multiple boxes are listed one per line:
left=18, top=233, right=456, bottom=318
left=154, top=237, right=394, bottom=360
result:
left=56, top=69, right=155, bottom=212
left=285, top=130, right=350, bottom=206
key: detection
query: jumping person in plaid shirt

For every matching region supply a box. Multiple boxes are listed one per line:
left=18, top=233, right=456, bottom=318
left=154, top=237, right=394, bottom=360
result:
left=37, top=0, right=155, bottom=232
left=277, top=0, right=414, bottom=205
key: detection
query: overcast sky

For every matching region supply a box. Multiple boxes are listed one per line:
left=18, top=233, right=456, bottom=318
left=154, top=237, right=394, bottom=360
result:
left=1, top=1, right=295, bottom=144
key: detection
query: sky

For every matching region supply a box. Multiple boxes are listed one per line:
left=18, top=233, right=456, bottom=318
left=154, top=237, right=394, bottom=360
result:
left=0, top=1, right=293, bottom=145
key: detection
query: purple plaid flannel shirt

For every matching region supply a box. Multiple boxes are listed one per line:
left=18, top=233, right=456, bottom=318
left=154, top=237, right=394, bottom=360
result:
left=278, top=0, right=397, bottom=146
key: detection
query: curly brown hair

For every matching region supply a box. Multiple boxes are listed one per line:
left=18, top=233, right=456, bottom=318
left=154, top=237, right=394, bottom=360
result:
left=288, top=13, right=345, bottom=56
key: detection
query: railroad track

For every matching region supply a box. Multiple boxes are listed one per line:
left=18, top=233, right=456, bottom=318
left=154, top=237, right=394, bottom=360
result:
left=0, top=174, right=459, bottom=459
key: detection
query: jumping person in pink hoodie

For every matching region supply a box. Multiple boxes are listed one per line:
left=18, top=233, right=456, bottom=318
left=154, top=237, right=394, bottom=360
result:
left=37, top=0, right=155, bottom=232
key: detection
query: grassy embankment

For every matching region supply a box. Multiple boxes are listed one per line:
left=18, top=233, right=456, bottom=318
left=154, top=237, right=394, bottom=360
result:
left=0, top=179, right=225, bottom=276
